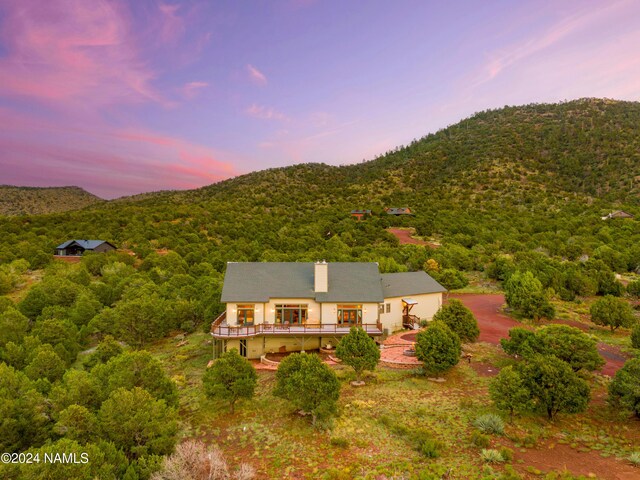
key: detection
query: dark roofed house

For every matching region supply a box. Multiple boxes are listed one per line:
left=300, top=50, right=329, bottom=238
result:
left=55, top=240, right=116, bottom=256
left=386, top=207, right=413, bottom=216
left=350, top=209, right=372, bottom=220
left=211, top=261, right=446, bottom=359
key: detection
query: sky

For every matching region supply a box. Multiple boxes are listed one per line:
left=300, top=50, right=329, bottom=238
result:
left=0, top=0, right=639, bottom=199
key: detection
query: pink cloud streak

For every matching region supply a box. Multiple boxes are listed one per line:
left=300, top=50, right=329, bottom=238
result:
left=246, top=64, right=268, bottom=85
left=245, top=103, right=288, bottom=121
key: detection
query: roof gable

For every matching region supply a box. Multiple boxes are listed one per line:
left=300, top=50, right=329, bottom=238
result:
left=381, top=271, right=446, bottom=297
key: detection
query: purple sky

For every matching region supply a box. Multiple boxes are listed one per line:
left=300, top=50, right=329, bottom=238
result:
left=1, top=0, right=639, bottom=198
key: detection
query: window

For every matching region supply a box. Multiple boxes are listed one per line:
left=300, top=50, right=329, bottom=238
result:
left=274, top=304, right=308, bottom=325
left=337, top=305, right=362, bottom=325
left=240, top=339, right=247, bottom=357
left=237, top=305, right=255, bottom=326
left=378, top=304, right=385, bottom=314
left=386, top=303, right=391, bottom=313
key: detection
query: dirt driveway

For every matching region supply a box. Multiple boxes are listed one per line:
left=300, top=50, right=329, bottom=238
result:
left=447, top=293, right=628, bottom=376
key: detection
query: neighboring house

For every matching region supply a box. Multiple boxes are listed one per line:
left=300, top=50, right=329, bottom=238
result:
left=350, top=209, right=372, bottom=220
left=54, top=240, right=116, bottom=256
left=386, top=207, right=413, bottom=216
left=601, top=210, right=634, bottom=220
left=211, top=261, right=446, bottom=359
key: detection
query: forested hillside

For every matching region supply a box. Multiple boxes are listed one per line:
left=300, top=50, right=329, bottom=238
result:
left=1, top=98, right=640, bottom=479
left=0, top=186, right=103, bottom=216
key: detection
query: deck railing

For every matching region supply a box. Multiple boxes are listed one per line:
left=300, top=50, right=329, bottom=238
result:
left=210, top=317, right=383, bottom=338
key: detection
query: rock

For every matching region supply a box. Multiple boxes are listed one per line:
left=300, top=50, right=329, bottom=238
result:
left=350, top=380, right=366, bottom=387
left=427, top=377, right=446, bottom=383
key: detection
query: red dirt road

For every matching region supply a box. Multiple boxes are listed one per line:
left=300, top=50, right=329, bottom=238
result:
left=447, top=293, right=628, bottom=376
left=387, top=228, right=428, bottom=245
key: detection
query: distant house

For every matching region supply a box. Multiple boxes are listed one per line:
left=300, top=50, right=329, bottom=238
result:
left=601, top=210, right=634, bottom=220
left=386, top=207, right=413, bottom=216
left=210, top=261, right=446, bottom=359
left=350, top=209, right=372, bottom=220
left=55, top=240, right=116, bottom=256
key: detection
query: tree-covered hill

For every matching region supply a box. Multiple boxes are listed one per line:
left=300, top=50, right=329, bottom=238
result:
left=0, top=186, right=103, bottom=216
left=1, top=98, right=639, bottom=280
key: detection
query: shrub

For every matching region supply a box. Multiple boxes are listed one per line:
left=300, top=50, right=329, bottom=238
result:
left=499, top=447, right=514, bottom=462
left=417, top=437, right=442, bottom=459
left=432, top=299, right=479, bottom=342
left=414, top=321, right=461, bottom=375
left=480, top=449, right=504, bottom=463
left=471, top=431, right=491, bottom=448
left=590, top=295, right=635, bottom=332
left=489, top=365, right=532, bottom=420
left=519, top=355, right=590, bottom=420
left=608, top=358, right=640, bottom=418
left=504, top=270, right=555, bottom=320
left=274, top=352, right=340, bottom=427
left=628, top=452, right=640, bottom=466
left=329, top=437, right=349, bottom=448
left=335, top=327, right=380, bottom=381
left=473, top=414, right=505, bottom=435
left=203, top=348, right=257, bottom=413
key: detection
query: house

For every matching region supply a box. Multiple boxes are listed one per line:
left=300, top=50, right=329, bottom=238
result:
left=211, top=261, right=446, bottom=359
left=601, top=210, right=634, bottom=220
left=54, top=240, right=116, bottom=256
left=350, top=209, right=372, bottom=220
left=386, top=207, right=413, bottom=216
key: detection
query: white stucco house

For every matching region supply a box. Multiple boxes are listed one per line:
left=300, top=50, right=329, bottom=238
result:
left=210, top=261, right=446, bottom=359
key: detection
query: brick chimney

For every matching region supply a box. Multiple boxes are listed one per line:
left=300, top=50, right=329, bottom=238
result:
left=314, top=260, right=328, bottom=293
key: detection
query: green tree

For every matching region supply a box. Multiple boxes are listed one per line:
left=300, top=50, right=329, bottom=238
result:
left=631, top=323, right=640, bottom=349
left=53, top=405, right=98, bottom=444
left=504, top=271, right=555, bottom=320
left=626, top=279, right=640, bottom=298
left=608, top=358, right=640, bottom=418
left=202, top=348, right=257, bottom=413
left=0, top=438, right=129, bottom=480
left=24, top=344, right=66, bottom=383
left=98, top=387, right=178, bottom=459
left=518, top=355, right=590, bottom=420
left=0, top=363, right=50, bottom=452
left=489, top=365, right=531, bottom=421
left=91, top=351, right=178, bottom=406
left=0, top=307, right=30, bottom=347
left=414, top=322, right=461, bottom=375
left=335, top=327, right=380, bottom=381
left=274, top=352, right=340, bottom=426
left=500, top=327, right=541, bottom=357
left=590, top=295, right=635, bottom=332
left=535, top=324, right=604, bottom=372
left=432, top=299, right=479, bottom=342
left=49, top=369, right=103, bottom=413
left=84, top=335, right=123, bottom=368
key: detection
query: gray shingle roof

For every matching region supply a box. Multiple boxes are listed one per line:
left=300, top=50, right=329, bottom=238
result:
left=381, top=271, right=446, bottom=297
left=221, top=262, right=385, bottom=303
left=55, top=240, right=110, bottom=250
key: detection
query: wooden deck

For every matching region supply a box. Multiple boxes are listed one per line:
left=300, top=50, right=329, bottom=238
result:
left=210, top=312, right=383, bottom=338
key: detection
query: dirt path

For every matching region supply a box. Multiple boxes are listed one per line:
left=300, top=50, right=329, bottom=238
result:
left=447, top=294, right=628, bottom=376
left=387, top=227, right=441, bottom=248
left=512, top=442, right=640, bottom=480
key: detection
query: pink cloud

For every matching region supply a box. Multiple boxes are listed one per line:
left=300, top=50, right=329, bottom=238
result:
left=246, top=64, right=268, bottom=85
left=0, top=109, right=241, bottom=198
left=246, top=104, right=288, bottom=121
left=158, top=3, right=186, bottom=43
left=182, top=81, right=209, bottom=99
left=0, top=0, right=166, bottom=107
